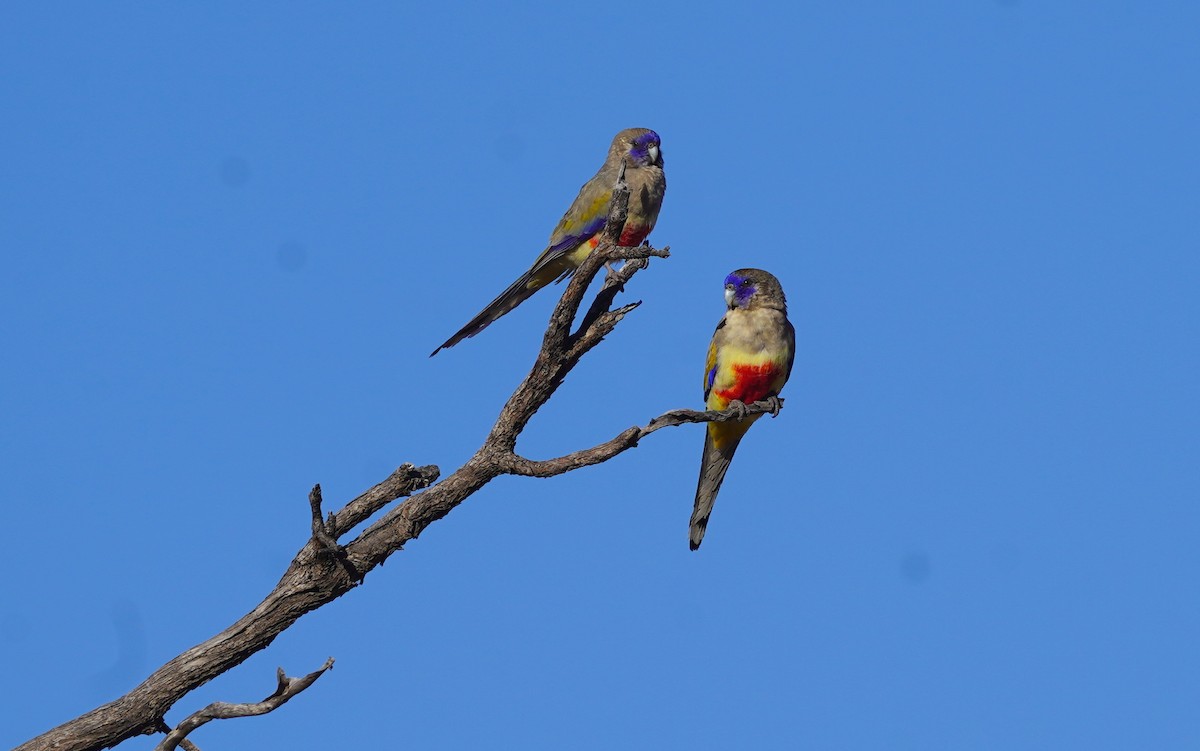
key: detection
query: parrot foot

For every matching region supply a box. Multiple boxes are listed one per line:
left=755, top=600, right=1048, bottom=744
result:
left=726, top=400, right=749, bottom=420
left=764, top=395, right=784, bottom=417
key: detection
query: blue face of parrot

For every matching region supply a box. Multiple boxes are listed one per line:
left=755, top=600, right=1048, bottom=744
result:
left=628, top=130, right=663, bottom=168
left=724, top=272, right=757, bottom=309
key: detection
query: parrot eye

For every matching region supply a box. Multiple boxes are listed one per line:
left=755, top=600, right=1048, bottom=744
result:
left=741, top=279, right=753, bottom=288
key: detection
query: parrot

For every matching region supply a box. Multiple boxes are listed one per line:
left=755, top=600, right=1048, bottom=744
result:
left=431, top=128, right=666, bottom=356
left=690, top=268, right=795, bottom=550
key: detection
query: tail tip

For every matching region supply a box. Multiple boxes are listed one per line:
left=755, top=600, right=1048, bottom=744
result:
left=689, top=523, right=706, bottom=551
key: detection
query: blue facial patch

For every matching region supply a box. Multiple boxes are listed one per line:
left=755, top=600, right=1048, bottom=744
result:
left=725, top=272, right=756, bottom=307
left=629, top=130, right=662, bottom=166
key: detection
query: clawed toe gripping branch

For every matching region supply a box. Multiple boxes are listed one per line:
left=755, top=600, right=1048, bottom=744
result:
left=18, top=177, right=783, bottom=751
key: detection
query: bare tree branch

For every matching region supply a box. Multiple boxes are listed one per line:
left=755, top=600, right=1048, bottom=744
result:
left=500, top=427, right=644, bottom=477
left=330, top=463, right=440, bottom=537
left=643, top=396, right=786, bottom=435
left=16, top=176, right=772, bottom=751
left=501, top=399, right=786, bottom=477
left=155, top=659, right=335, bottom=751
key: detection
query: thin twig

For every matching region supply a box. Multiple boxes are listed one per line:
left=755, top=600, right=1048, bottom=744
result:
left=643, top=397, right=786, bottom=435
left=503, top=399, right=786, bottom=477
left=155, top=659, right=335, bottom=751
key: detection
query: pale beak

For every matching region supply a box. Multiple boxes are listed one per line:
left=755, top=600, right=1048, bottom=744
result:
left=648, top=144, right=660, bottom=165
left=724, top=286, right=735, bottom=306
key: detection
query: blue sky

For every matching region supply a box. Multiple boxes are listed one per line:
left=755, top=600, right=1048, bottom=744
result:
left=3, top=2, right=1198, bottom=749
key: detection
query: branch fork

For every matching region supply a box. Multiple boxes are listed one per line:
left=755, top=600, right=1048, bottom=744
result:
left=155, top=659, right=335, bottom=751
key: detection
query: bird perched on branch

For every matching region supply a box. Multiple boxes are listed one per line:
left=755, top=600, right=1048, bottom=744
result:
left=431, top=128, right=666, bottom=356
left=690, top=269, right=795, bottom=550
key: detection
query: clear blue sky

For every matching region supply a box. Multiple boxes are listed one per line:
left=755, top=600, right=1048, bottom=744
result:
left=3, top=2, right=1198, bottom=749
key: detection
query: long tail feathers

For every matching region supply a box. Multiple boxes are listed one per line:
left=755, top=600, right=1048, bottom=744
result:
left=689, top=425, right=745, bottom=550
left=430, top=271, right=548, bottom=356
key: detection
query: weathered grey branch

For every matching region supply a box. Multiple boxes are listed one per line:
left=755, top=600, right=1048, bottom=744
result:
left=330, top=463, right=440, bottom=537
left=502, top=399, right=786, bottom=477
left=17, top=176, right=772, bottom=751
left=155, top=659, right=334, bottom=751
left=643, top=396, right=785, bottom=435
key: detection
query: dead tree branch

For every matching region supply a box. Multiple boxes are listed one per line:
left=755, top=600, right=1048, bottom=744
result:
left=155, top=659, right=334, bottom=751
left=17, top=179, right=782, bottom=751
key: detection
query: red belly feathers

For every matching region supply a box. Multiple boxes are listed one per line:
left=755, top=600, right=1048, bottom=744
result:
left=584, top=222, right=652, bottom=250
left=619, top=223, right=651, bottom=246
left=714, top=362, right=780, bottom=405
